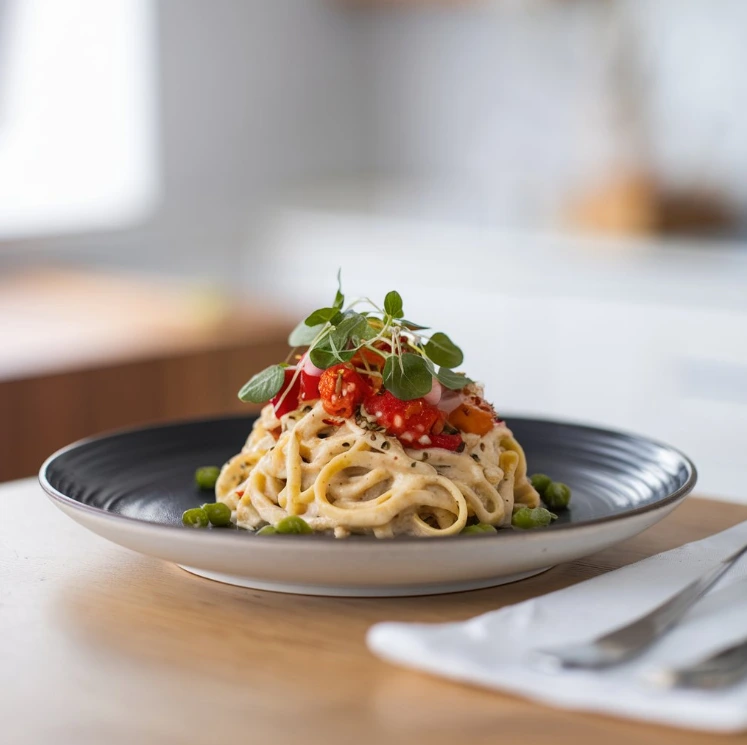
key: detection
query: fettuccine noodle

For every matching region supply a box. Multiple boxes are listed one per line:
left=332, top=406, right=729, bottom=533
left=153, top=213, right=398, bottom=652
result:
left=216, top=400, right=539, bottom=538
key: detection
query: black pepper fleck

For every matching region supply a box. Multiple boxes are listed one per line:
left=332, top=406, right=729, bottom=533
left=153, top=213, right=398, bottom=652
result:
left=342, top=442, right=350, bottom=448
left=471, top=453, right=480, bottom=462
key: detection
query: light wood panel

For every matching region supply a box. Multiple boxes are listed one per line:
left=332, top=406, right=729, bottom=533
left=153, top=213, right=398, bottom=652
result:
left=1, top=480, right=745, bottom=745
left=0, top=268, right=293, bottom=481
left=0, top=342, right=287, bottom=481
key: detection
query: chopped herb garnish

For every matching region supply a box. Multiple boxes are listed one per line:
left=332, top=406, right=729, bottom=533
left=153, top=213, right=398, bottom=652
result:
left=423, top=333, right=463, bottom=369
left=238, top=364, right=286, bottom=403
left=304, top=307, right=344, bottom=327
left=436, top=366, right=474, bottom=390
left=383, top=290, right=404, bottom=319
left=239, top=273, right=469, bottom=405
left=383, top=353, right=432, bottom=401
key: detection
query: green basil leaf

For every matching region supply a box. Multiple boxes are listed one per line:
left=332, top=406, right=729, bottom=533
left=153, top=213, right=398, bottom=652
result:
left=384, top=290, right=404, bottom=319
left=308, top=312, right=367, bottom=369
left=423, top=332, right=464, bottom=368
left=436, top=367, right=473, bottom=390
left=354, top=328, right=378, bottom=346
left=333, top=268, right=344, bottom=309
left=309, top=346, right=336, bottom=370
left=309, top=342, right=354, bottom=370
left=400, top=319, right=429, bottom=331
left=331, top=312, right=369, bottom=348
left=288, top=320, right=323, bottom=347
left=326, top=332, right=344, bottom=361
left=383, top=353, right=432, bottom=400
left=238, top=364, right=286, bottom=403
left=304, top=307, right=344, bottom=327
left=354, top=318, right=378, bottom=342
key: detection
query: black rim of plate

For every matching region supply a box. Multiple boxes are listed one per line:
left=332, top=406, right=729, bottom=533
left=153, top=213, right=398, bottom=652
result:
left=39, top=413, right=698, bottom=546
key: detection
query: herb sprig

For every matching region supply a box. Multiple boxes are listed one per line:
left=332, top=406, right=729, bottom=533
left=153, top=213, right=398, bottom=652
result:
left=239, top=275, right=473, bottom=403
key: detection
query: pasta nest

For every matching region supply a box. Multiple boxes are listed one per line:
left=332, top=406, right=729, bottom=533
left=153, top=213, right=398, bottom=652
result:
left=216, top=401, right=539, bottom=538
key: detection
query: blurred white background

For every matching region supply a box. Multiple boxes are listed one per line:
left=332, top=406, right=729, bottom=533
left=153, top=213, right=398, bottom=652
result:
left=1, top=0, right=746, bottom=500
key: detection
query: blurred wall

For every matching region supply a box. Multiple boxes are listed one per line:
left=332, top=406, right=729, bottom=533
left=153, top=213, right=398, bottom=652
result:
left=4, top=0, right=747, bottom=282
left=1, top=0, right=369, bottom=281
left=360, top=0, right=747, bottom=230
left=153, top=0, right=368, bottom=278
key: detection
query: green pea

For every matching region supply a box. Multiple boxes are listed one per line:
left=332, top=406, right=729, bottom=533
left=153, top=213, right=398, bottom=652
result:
left=511, top=506, right=557, bottom=530
left=256, top=525, right=277, bottom=536
left=543, top=481, right=571, bottom=511
left=275, top=515, right=313, bottom=535
left=195, top=466, right=220, bottom=490
left=461, top=523, right=498, bottom=535
left=530, top=473, right=552, bottom=497
left=202, top=502, right=232, bottom=527
left=182, top=507, right=209, bottom=528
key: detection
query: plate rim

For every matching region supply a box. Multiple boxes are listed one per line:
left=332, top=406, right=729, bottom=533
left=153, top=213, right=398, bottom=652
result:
left=38, top=412, right=698, bottom=548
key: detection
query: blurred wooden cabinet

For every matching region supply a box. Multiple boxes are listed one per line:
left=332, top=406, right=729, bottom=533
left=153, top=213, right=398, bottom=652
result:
left=0, top=269, right=293, bottom=482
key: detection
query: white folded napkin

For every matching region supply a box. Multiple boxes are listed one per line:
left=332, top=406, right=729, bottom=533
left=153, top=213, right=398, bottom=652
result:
left=367, top=520, right=747, bottom=733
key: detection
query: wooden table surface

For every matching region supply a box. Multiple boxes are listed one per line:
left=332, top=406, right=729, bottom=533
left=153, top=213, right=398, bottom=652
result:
left=3, top=479, right=746, bottom=745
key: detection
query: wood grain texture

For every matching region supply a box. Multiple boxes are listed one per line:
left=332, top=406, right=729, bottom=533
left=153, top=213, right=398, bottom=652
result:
left=0, top=341, right=287, bottom=481
left=1, top=480, right=746, bottom=745
left=0, top=268, right=293, bottom=481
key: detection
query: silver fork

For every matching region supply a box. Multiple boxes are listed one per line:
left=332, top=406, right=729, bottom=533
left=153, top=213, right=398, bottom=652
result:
left=533, top=541, right=747, bottom=671
left=648, top=636, right=747, bottom=690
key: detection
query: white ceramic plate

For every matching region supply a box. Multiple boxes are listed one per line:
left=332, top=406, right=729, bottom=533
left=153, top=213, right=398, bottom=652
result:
left=39, top=415, right=696, bottom=596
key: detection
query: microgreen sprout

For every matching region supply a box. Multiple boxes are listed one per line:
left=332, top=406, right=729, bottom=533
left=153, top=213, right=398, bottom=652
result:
left=239, top=273, right=473, bottom=403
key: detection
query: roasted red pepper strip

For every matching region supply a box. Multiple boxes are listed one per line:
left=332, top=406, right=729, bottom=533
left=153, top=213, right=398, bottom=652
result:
left=299, top=370, right=321, bottom=401
left=270, top=369, right=301, bottom=418
left=447, top=401, right=495, bottom=436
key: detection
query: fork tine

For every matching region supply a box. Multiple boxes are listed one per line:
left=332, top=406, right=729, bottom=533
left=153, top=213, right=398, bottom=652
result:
left=533, top=542, right=747, bottom=671
left=647, top=637, right=747, bottom=689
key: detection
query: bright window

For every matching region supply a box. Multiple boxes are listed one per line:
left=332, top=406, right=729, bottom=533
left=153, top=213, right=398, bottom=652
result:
left=0, top=0, right=158, bottom=239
